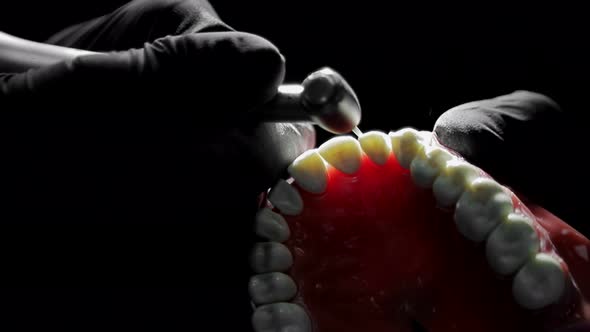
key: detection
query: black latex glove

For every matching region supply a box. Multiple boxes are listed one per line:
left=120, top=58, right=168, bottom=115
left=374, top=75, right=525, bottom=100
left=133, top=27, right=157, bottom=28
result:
left=0, top=1, right=314, bottom=331
left=434, top=90, right=587, bottom=238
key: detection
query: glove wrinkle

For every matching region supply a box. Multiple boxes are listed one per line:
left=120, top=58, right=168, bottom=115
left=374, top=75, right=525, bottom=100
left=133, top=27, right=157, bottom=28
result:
left=46, top=0, right=231, bottom=51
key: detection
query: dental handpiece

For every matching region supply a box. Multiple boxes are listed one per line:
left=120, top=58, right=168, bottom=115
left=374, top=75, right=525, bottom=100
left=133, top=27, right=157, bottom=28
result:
left=255, top=67, right=362, bottom=135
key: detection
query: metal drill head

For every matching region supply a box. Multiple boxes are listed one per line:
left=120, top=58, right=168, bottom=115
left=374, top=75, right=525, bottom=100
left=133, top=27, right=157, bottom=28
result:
left=301, top=67, right=362, bottom=134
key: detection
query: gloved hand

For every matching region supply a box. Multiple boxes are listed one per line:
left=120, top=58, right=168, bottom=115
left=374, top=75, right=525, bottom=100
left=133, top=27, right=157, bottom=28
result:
left=0, top=0, right=316, bottom=221
left=434, top=90, right=586, bottom=236
left=0, top=1, right=314, bottom=331
left=434, top=91, right=589, bottom=332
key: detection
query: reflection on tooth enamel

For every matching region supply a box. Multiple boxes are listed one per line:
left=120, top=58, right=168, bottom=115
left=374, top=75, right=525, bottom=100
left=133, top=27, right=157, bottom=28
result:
left=486, top=213, right=540, bottom=275
left=359, top=131, right=392, bottom=166
left=318, top=136, right=362, bottom=174
left=287, top=149, right=328, bottom=194
left=268, top=180, right=304, bottom=216
left=410, top=146, right=454, bottom=188
left=250, top=242, right=294, bottom=273
left=255, top=208, right=291, bottom=242
left=389, top=128, right=425, bottom=169
left=432, top=160, right=479, bottom=207
left=252, top=302, right=311, bottom=332
left=418, top=130, right=433, bottom=144
left=454, top=178, right=513, bottom=242
left=249, top=272, right=298, bottom=305
left=512, top=253, right=566, bottom=310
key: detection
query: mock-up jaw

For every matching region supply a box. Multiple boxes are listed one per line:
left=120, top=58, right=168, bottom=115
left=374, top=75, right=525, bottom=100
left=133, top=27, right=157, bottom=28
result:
left=250, top=128, right=590, bottom=332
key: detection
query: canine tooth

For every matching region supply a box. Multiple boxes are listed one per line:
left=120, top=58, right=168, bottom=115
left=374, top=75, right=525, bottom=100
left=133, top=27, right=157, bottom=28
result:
left=486, top=213, right=540, bottom=275
left=432, top=160, right=479, bottom=207
left=268, top=180, right=303, bottom=216
left=318, top=136, right=362, bottom=174
left=250, top=242, right=293, bottom=273
left=389, top=128, right=425, bottom=169
left=512, top=253, right=566, bottom=310
left=252, top=302, right=311, bottom=332
left=287, top=149, right=328, bottom=194
left=249, top=272, right=298, bottom=305
left=359, top=131, right=392, bottom=165
left=410, top=146, right=453, bottom=188
left=454, top=178, right=513, bottom=242
left=255, top=208, right=291, bottom=242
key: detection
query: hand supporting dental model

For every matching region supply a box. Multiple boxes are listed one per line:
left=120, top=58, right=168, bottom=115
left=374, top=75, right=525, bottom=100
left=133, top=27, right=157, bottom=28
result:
left=434, top=91, right=587, bottom=241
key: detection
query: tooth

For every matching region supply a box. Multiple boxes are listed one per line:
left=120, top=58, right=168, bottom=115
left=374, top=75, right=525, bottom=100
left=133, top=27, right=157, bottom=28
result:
left=389, top=128, right=426, bottom=169
left=249, top=272, right=298, bottom=305
left=287, top=149, right=328, bottom=194
left=410, top=146, right=453, bottom=188
left=255, top=208, right=291, bottom=242
left=250, top=242, right=294, bottom=274
left=268, top=180, right=303, bottom=216
left=432, top=160, right=479, bottom=207
left=318, top=136, right=362, bottom=174
left=252, top=302, right=311, bottom=332
left=454, top=178, right=513, bottom=242
left=418, top=130, right=433, bottom=143
left=512, top=253, right=566, bottom=310
left=486, top=213, right=540, bottom=275
left=359, top=131, right=392, bottom=165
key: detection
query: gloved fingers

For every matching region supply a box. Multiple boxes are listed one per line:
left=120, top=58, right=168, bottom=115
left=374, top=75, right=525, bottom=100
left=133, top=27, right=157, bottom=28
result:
left=3, top=31, right=286, bottom=115
left=47, top=0, right=231, bottom=51
left=433, top=90, right=586, bottom=234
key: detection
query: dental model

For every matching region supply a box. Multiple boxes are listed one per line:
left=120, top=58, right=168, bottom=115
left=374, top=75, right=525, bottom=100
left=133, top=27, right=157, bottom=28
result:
left=250, top=128, right=590, bottom=332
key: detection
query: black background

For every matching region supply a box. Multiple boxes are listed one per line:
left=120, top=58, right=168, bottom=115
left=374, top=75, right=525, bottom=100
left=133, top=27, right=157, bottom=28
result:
left=0, top=1, right=588, bottom=331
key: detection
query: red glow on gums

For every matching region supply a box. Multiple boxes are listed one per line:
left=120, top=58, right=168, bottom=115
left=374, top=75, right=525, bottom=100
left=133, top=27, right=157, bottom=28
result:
left=282, top=153, right=590, bottom=332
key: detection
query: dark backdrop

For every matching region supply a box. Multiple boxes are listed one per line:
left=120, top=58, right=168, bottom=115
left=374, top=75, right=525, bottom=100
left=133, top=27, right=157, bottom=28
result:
left=0, top=1, right=588, bottom=331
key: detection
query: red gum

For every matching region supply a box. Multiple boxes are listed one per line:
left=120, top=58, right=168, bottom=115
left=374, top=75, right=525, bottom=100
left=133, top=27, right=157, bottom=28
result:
left=280, top=153, right=590, bottom=332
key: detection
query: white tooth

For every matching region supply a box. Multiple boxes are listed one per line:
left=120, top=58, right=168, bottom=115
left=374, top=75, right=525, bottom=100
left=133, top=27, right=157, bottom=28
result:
left=359, top=131, right=392, bottom=165
left=268, top=180, right=303, bottom=216
left=318, top=136, right=362, bottom=174
left=418, top=130, right=433, bottom=143
left=252, top=302, right=311, bottom=332
left=255, top=208, right=291, bottom=242
left=250, top=242, right=293, bottom=273
left=454, top=178, right=513, bottom=242
left=249, top=272, right=298, bottom=305
left=389, top=128, right=426, bottom=169
left=512, top=253, right=566, bottom=310
left=432, top=160, right=479, bottom=207
left=287, top=149, right=328, bottom=194
left=410, top=146, right=454, bottom=188
left=486, top=213, right=540, bottom=275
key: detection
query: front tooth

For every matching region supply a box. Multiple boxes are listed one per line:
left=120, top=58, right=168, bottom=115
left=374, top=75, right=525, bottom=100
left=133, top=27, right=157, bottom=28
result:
left=250, top=242, right=293, bottom=273
left=432, top=160, right=479, bottom=207
left=359, top=131, right=392, bottom=165
left=410, top=146, right=453, bottom=188
left=486, top=213, right=540, bottom=275
left=255, top=208, right=291, bottom=242
left=268, top=180, right=303, bottom=216
left=252, top=302, right=311, bottom=332
left=389, top=128, right=426, bottom=169
left=249, top=272, right=298, bottom=305
left=512, top=253, right=566, bottom=310
left=287, top=149, right=328, bottom=194
left=318, top=136, right=362, bottom=174
left=454, top=178, right=513, bottom=242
